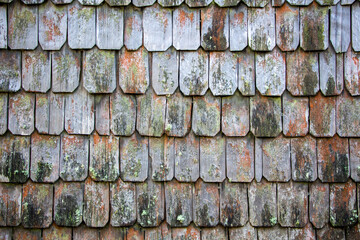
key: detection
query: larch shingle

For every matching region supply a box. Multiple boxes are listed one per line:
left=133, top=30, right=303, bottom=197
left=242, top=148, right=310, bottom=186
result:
left=238, top=48, right=255, bottom=96
left=60, top=134, right=89, bottom=182
left=0, top=6, right=7, bottom=49
left=248, top=4, right=276, bottom=51
left=143, top=3, right=172, bottom=51
left=352, top=2, right=360, bottom=52
left=120, top=133, right=148, bottom=182
left=201, top=5, right=229, bottom=51
left=330, top=4, right=350, bottom=53
left=110, top=88, right=136, bottom=136
left=289, top=223, right=316, bottom=240
left=319, top=46, right=344, bottom=96
left=229, top=222, right=257, bottom=240
left=291, top=136, right=317, bottom=182
left=152, top=48, right=179, bottom=95
left=54, top=181, right=83, bottom=227
left=171, top=225, right=200, bottom=240
left=119, top=47, right=149, bottom=94
left=229, top=5, right=247, bottom=51
left=215, top=0, right=241, bottom=6
left=22, top=182, right=53, bottom=228
left=165, top=180, right=192, bottom=227
left=330, top=181, right=358, bottom=226
left=136, top=89, right=166, bottom=137
left=255, top=48, right=286, bottom=96
left=43, top=224, right=72, bottom=240
left=39, top=1, right=67, bottom=51
left=83, top=48, right=116, bottom=94
left=158, top=0, right=183, bottom=7
left=105, top=0, right=130, bottom=6
left=257, top=226, right=288, bottom=240
left=249, top=180, right=277, bottom=227
left=96, top=4, right=123, bottom=50
left=179, top=50, right=209, bottom=96
left=347, top=224, right=360, bottom=240
left=173, top=5, right=200, bottom=50
left=124, top=6, right=142, bottom=51
left=282, top=91, right=309, bottom=137
left=14, top=227, right=41, bottom=240
left=22, top=47, right=51, bottom=93
left=83, top=178, right=109, bottom=227
left=0, top=50, right=21, bottom=92
left=51, top=44, right=81, bottom=93
left=209, top=51, right=237, bottom=96
left=64, top=85, right=94, bottom=135
left=222, top=92, right=249, bottom=136
left=309, top=93, right=336, bottom=137
left=185, top=0, right=212, bottom=7
left=136, top=179, right=164, bottom=227
left=35, top=92, right=65, bottom=135
left=300, top=2, right=329, bottom=51
left=174, top=132, right=199, bottom=182
left=220, top=181, right=248, bottom=227
left=201, top=226, right=227, bottom=240
left=0, top=94, right=6, bottom=135
left=317, top=224, right=345, bottom=240
left=165, top=91, right=192, bottom=137
left=0, top=135, right=30, bottom=183
left=350, top=139, right=360, bottom=182
left=73, top=224, right=99, bottom=240
left=89, top=133, right=119, bottom=182
left=250, top=93, right=282, bottom=137
left=78, top=0, right=103, bottom=6
left=226, top=135, right=254, bottom=182
left=95, top=95, right=110, bottom=135
left=200, top=135, right=226, bottom=183
left=8, top=91, right=35, bottom=136
left=344, top=47, right=360, bottom=96
left=337, top=90, right=360, bottom=137
left=309, top=180, right=329, bottom=228
left=30, top=133, right=60, bottom=183
left=8, top=1, right=38, bottom=50
left=67, top=2, right=95, bottom=49
left=133, top=0, right=156, bottom=6
left=99, top=226, right=124, bottom=240
left=0, top=183, right=22, bottom=226
left=149, top=136, right=175, bottom=182
left=110, top=178, right=136, bottom=226
left=275, top=3, right=299, bottom=51
left=317, top=135, right=349, bottom=182
left=316, top=0, right=339, bottom=4
left=243, top=0, right=270, bottom=7
left=193, top=180, right=220, bottom=227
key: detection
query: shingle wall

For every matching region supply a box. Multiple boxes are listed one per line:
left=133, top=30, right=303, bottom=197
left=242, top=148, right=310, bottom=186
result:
left=0, top=0, right=360, bottom=239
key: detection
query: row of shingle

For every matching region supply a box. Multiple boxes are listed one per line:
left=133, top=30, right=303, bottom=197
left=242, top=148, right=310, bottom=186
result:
left=8, top=0, right=359, bottom=7
left=0, top=179, right=359, bottom=230
left=2, top=45, right=360, bottom=97
left=1, top=131, right=360, bottom=184
left=1, top=223, right=359, bottom=240
left=2, top=1, right=359, bottom=52
left=1, top=87, right=360, bottom=138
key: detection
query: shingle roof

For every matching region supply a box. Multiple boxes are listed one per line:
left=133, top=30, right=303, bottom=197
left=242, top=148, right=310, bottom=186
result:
left=0, top=0, right=360, bottom=239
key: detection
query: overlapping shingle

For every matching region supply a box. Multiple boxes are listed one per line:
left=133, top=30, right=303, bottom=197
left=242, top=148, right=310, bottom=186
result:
left=352, top=2, right=360, bottom=52
left=100, top=225, right=124, bottom=240
left=330, top=4, right=350, bottom=53
left=309, top=180, right=329, bottom=228
left=95, top=95, right=110, bottom=135
left=0, top=50, right=21, bottom=92
left=309, top=93, right=336, bottom=137
left=0, top=6, right=6, bottom=49
left=222, top=92, right=249, bottom=136
left=152, top=48, right=179, bottom=95
left=54, top=181, right=83, bottom=227
left=229, top=223, right=257, bottom=239
left=172, top=225, right=200, bottom=240
left=14, top=227, right=41, bottom=240
left=238, top=48, right=255, bottom=96
left=8, top=1, right=38, bottom=50
left=96, top=4, right=123, bottom=50
left=179, top=50, right=209, bottom=96
left=289, top=223, right=316, bottom=240
left=133, top=0, right=156, bottom=7
left=120, top=133, right=148, bottom=182
left=291, top=136, right=317, bottom=181
left=0, top=135, right=30, bottom=183
left=22, top=47, right=51, bottom=93
left=73, top=224, right=98, bottom=240
left=105, top=0, right=130, bottom=6
left=39, top=1, right=67, bottom=51
left=350, top=139, right=360, bottom=182
left=43, top=224, right=71, bottom=240
left=173, top=5, right=200, bottom=50
left=202, top=226, right=227, bottom=240
left=317, top=224, right=346, bottom=240
left=337, top=90, right=360, bottom=137
left=248, top=4, right=275, bottom=51
left=229, top=5, right=247, bottom=51
left=0, top=183, right=22, bottom=226
left=143, top=3, right=172, bottom=51
left=258, top=226, right=288, bottom=240
left=243, top=0, right=269, bottom=7
left=201, top=4, right=229, bottom=51
left=185, top=0, right=212, bottom=7
left=110, top=178, right=136, bottom=226
left=0, top=94, right=6, bottom=134
left=124, top=6, right=142, bottom=51
left=67, top=2, right=95, bottom=49
left=344, top=48, right=360, bottom=96
left=275, top=3, right=299, bottom=51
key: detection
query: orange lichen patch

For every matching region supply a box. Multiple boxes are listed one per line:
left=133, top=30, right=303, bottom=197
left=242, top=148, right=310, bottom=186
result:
left=177, top=8, right=195, bottom=28
left=201, top=6, right=228, bottom=50
left=42, top=14, right=63, bottom=41
left=309, top=93, right=336, bottom=137
left=127, top=225, right=144, bottom=240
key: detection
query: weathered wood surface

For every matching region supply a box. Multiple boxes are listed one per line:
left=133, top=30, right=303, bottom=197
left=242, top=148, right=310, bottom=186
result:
left=0, top=51, right=21, bottom=92
left=350, top=139, right=360, bottom=182
left=345, top=48, right=360, bottom=96
left=179, top=49, right=209, bottom=96
left=173, top=5, right=200, bottom=50
left=243, top=0, right=269, bottom=7
left=43, top=225, right=71, bottom=240
left=124, top=6, right=142, bottom=51
left=0, top=6, right=6, bottom=49
left=352, top=2, right=360, bottom=52
left=0, top=184, right=22, bottom=226
left=229, top=5, right=247, bottom=51
left=0, top=94, right=7, bottom=135
left=96, top=4, right=123, bottom=50
left=222, top=92, right=249, bottom=136
left=39, top=1, right=67, bottom=50
left=171, top=225, right=200, bottom=240
left=336, top=88, right=360, bottom=137
left=133, top=0, right=156, bottom=6
left=158, top=0, right=183, bottom=6
left=106, top=0, right=130, bottom=6
left=309, top=180, right=329, bottom=228
left=330, top=4, right=350, bottom=53
left=276, top=3, right=299, bottom=51
left=185, top=0, right=212, bottom=7
left=309, top=93, right=336, bottom=137
left=30, top=133, right=60, bottom=183
left=257, top=226, right=288, bottom=240
left=229, top=222, right=257, bottom=239
left=238, top=48, right=255, bottom=96
left=202, top=226, right=227, bottom=240
left=95, top=95, right=110, bottom=135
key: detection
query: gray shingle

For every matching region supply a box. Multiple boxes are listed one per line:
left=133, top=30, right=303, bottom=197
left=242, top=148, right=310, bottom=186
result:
left=30, top=133, right=60, bottom=183
left=289, top=223, right=316, bottom=240
left=143, top=3, right=172, bottom=51
left=158, top=0, right=184, bottom=6
left=179, top=50, right=209, bottom=96
left=330, top=4, right=350, bottom=53
left=185, top=0, right=212, bottom=7
left=124, top=6, right=142, bottom=51
left=255, top=48, right=286, bottom=96
left=353, top=3, right=360, bottom=51
left=0, top=183, right=22, bottom=226
left=152, top=48, right=179, bottom=95
left=316, top=0, right=339, bottom=5
left=350, top=139, right=360, bottom=182
left=0, top=50, right=21, bottom=92
left=229, top=5, right=247, bottom=51
left=257, top=226, right=288, bottom=240
left=317, top=224, right=345, bottom=240
left=95, top=95, right=110, bottom=135
left=78, top=0, right=103, bottom=5
left=43, top=223, right=72, bottom=240
left=238, top=48, right=255, bottom=96
left=96, top=4, right=123, bottom=50
left=0, top=6, right=6, bottom=49
left=202, top=226, right=227, bottom=240
left=51, top=44, right=81, bottom=93
left=248, top=4, right=275, bottom=51
left=309, top=93, right=336, bottom=137
left=209, top=51, right=237, bottom=96
left=133, top=0, right=156, bottom=6
left=229, top=222, right=257, bottom=239
left=8, top=1, right=38, bottom=50
left=215, top=0, right=241, bottom=6
left=287, top=0, right=312, bottom=6
left=0, top=94, right=7, bottom=135
left=276, top=3, right=299, bottom=51
left=344, top=48, right=360, bottom=96
left=39, top=1, right=67, bottom=50
left=106, top=0, right=130, bottom=5
left=173, top=5, right=200, bottom=50
left=243, top=0, right=269, bottom=7
left=67, top=2, right=95, bottom=49
left=336, top=90, right=360, bottom=137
